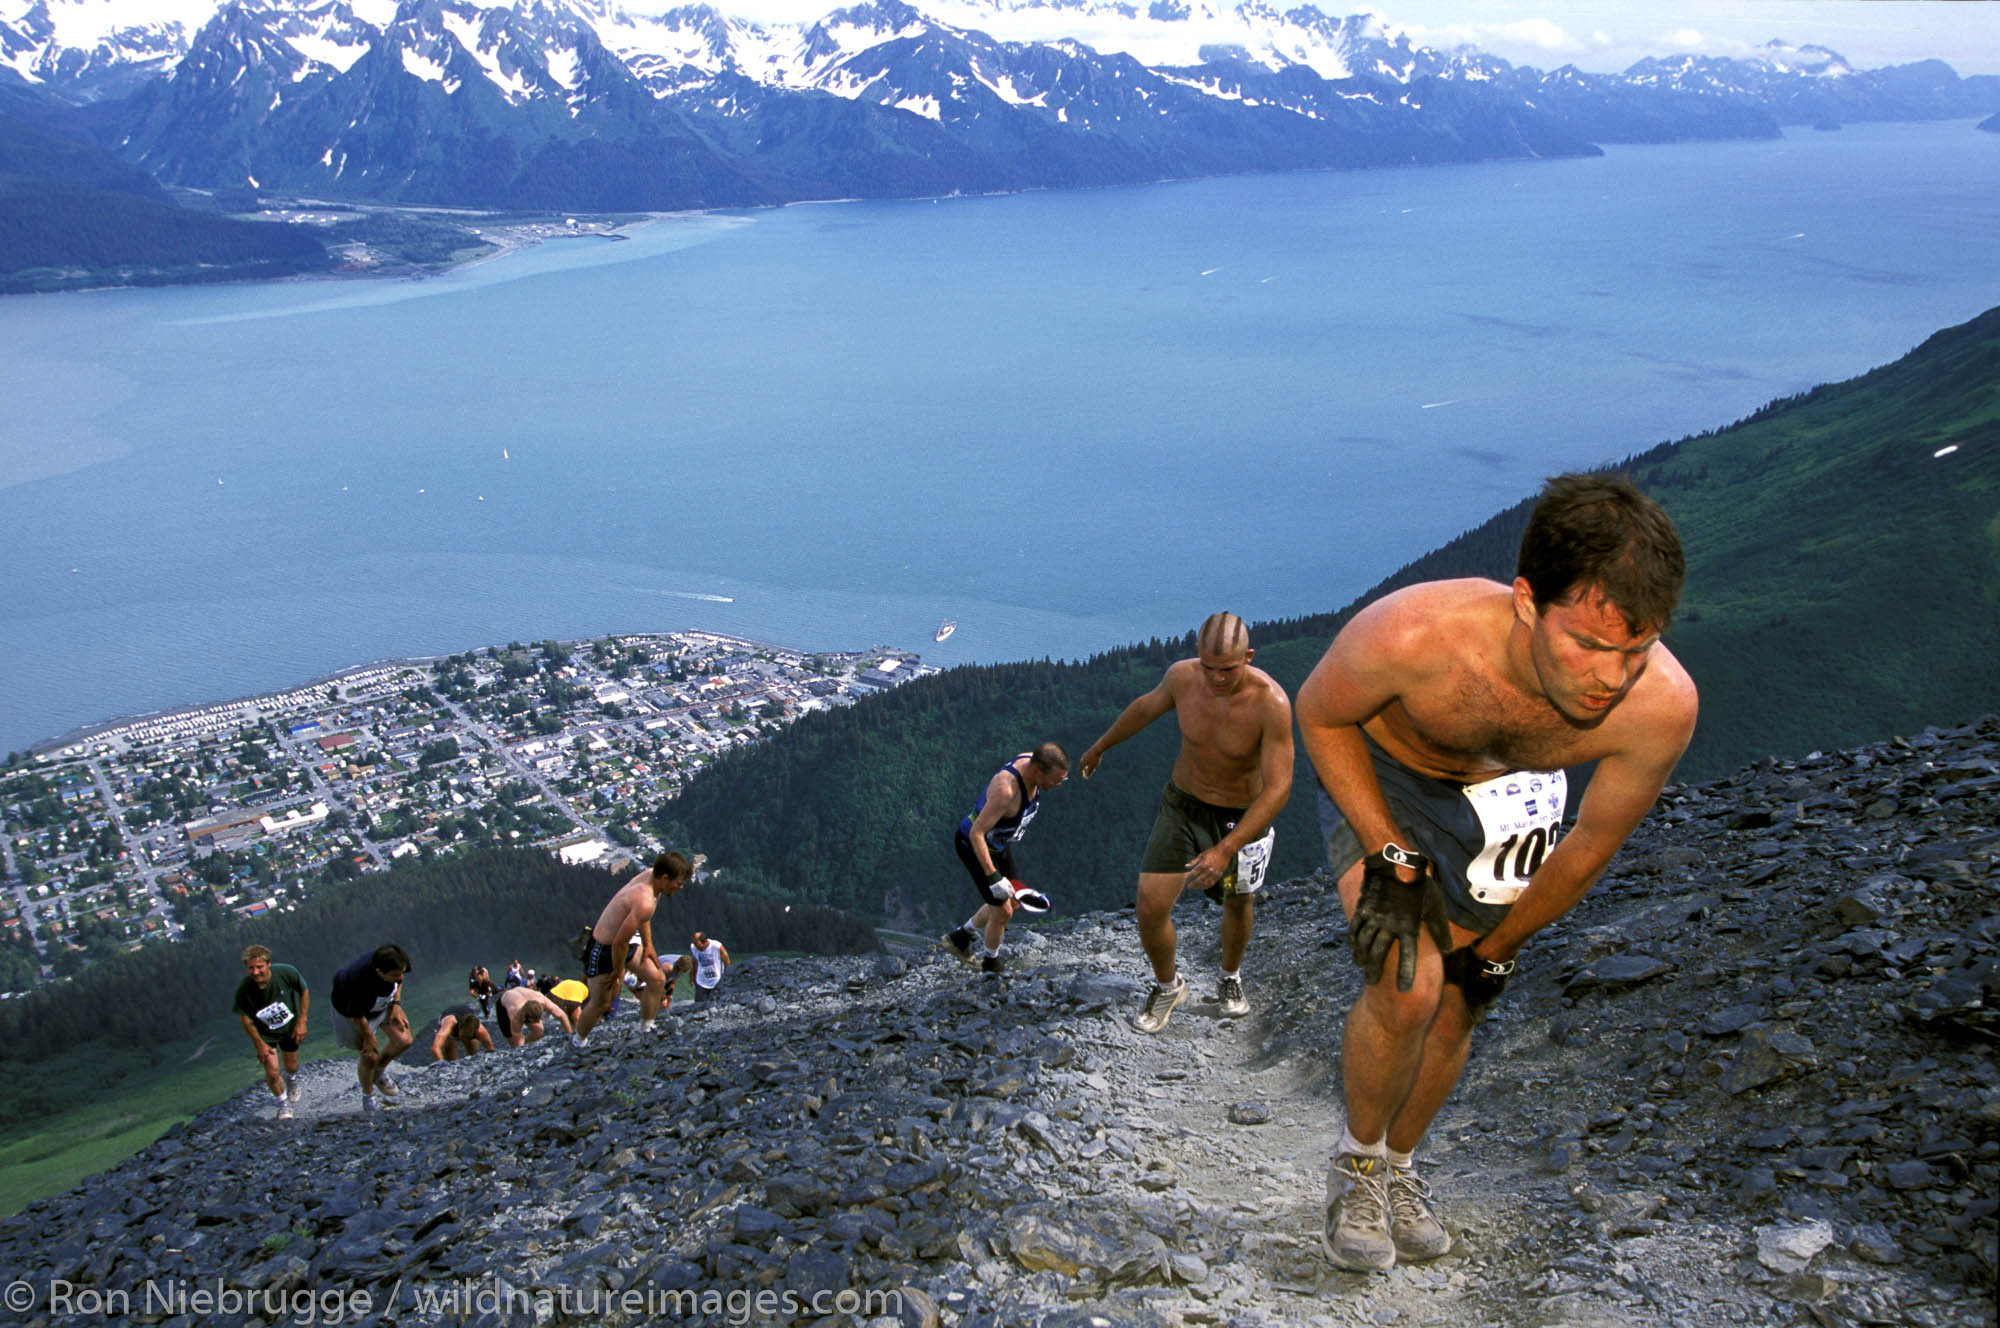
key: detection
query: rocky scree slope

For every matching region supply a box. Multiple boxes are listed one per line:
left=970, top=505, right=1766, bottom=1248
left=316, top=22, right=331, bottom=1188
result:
left=0, top=717, right=1993, bottom=1327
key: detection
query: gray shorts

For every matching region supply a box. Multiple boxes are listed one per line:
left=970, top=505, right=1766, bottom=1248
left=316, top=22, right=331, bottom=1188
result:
left=334, top=1004, right=397, bottom=1050
left=1318, top=734, right=1567, bottom=936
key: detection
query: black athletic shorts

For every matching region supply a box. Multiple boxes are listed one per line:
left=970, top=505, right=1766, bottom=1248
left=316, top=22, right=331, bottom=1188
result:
left=1318, top=733, right=1568, bottom=935
left=581, top=937, right=618, bottom=980
left=955, top=830, right=1017, bottom=906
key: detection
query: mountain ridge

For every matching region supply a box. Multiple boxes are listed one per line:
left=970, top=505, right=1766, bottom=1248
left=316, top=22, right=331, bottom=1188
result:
left=3, top=0, right=1996, bottom=209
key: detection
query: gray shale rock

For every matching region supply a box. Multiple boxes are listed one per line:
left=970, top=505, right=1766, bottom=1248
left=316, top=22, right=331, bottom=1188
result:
left=3, top=718, right=1997, bottom=1327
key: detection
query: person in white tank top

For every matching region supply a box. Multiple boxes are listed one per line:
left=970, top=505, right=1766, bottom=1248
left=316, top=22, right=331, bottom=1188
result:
left=690, top=932, right=731, bottom=1001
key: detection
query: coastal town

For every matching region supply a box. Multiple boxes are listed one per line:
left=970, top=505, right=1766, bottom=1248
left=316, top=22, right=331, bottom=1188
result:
left=0, top=633, right=933, bottom=992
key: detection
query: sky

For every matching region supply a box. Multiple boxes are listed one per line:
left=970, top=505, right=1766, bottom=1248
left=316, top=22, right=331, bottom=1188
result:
left=25, top=0, right=2000, bottom=78
left=686, top=0, right=2000, bottom=77
left=1367, top=1, right=2000, bottom=76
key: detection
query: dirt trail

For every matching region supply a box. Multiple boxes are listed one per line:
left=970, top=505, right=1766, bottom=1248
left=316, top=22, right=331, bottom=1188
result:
left=1061, top=897, right=1770, bottom=1327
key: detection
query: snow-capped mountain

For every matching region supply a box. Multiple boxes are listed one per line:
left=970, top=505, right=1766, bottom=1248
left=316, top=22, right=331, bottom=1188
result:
left=2, top=0, right=1995, bottom=209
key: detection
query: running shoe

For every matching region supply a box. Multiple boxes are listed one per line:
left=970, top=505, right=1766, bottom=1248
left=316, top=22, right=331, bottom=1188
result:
left=570, top=1034, right=588, bottom=1050
left=981, top=954, right=1005, bottom=974
left=373, top=1068, right=399, bottom=1097
left=1389, top=1167, right=1453, bottom=1260
left=361, top=1093, right=381, bottom=1114
left=940, top=928, right=979, bottom=966
left=276, top=1098, right=294, bottom=1121
left=1131, top=974, right=1188, bottom=1034
left=1217, top=974, right=1250, bottom=1018
left=1323, top=1152, right=1396, bottom=1271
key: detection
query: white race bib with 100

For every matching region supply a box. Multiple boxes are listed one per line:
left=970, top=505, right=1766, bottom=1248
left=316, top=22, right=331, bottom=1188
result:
left=1463, top=770, right=1567, bottom=905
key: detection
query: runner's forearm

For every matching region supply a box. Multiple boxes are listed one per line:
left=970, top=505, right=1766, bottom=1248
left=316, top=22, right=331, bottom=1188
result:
left=1217, top=784, right=1290, bottom=856
left=1477, top=838, right=1611, bottom=959
left=1089, top=695, right=1166, bottom=757
left=1301, top=721, right=1405, bottom=855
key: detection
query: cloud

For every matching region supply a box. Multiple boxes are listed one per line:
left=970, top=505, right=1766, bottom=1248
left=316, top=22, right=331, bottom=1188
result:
left=1494, top=17, right=1586, bottom=53
left=1397, top=17, right=1594, bottom=58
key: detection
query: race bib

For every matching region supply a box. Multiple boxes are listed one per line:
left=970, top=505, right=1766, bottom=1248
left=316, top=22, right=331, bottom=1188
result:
left=255, top=1000, right=294, bottom=1031
left=1229, top=827, right=1275, bottom=894
left=1463, top=770, right=1567, bottom=906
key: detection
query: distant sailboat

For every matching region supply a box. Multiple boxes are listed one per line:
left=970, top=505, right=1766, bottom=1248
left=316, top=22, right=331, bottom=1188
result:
left=503, top=448, right=510, bottom=460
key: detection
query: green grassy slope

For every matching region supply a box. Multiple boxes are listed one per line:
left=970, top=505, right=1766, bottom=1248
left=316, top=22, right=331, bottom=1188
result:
left=1636, top=309, right=2000, bottom=773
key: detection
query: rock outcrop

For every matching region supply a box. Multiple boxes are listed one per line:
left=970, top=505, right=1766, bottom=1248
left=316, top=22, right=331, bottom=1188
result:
left=1, top=717, right=1993, bottom=1327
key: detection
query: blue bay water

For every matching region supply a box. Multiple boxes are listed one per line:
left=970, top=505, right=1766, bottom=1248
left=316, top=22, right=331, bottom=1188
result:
left=2, top=121, right=1997, bottom=753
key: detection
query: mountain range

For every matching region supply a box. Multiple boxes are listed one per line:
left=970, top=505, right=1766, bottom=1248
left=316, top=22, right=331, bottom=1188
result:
left=4, top=0, right=1999, bottom=212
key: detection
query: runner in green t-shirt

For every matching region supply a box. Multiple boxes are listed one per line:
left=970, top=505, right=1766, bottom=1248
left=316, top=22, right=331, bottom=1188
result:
left=233, top=945, right=309, bottom=1120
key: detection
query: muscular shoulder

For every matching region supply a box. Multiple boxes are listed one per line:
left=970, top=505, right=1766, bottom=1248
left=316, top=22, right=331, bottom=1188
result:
left=1611, top=641, right=1699, bottom=758
left=1345, top=580, right=1505, bottom=673
left=1246, top=666, right=1293, bottom=717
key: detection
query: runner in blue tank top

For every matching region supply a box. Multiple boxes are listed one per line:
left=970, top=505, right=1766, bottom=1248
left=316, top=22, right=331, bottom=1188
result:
left=941, top=741, right=1069, bottom=973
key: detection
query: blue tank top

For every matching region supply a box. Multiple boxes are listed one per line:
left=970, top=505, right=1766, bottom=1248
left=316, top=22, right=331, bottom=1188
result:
left=959, top=757, right=1041, bottom=849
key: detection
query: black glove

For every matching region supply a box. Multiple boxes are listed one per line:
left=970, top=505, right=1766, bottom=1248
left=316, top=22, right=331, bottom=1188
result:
left=1350, top=844, right=1453, bottom=992
left=1442, top=946, right=1516, bottom=1013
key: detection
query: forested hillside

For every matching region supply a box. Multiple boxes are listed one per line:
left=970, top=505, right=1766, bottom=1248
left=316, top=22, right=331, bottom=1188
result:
left=0, top=112, right=331, bottom=291
left=664, top=306, right=2000, bottom=928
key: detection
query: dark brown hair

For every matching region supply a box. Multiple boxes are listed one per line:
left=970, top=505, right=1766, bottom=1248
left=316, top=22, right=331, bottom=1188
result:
left=1517, top=473, right=1684, bottom=632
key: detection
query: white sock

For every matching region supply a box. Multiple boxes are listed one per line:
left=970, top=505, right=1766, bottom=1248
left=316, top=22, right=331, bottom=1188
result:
left=1220, top=969, right=1240, bottom=982
left=1388, top=1147, right=1415, bottom=1171
left=962, top=915, right=982, bottom=933
left=1339, top=1128, right=1386, bottom=1159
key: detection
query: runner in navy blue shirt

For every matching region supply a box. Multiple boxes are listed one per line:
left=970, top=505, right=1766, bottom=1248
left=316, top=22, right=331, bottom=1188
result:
left=330, top=944, right=413, bottom=1112
left=940, top=741, right=1067, bottom=973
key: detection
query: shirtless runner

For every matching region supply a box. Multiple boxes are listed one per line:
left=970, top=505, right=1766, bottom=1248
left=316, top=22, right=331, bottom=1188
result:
left=1296, top=473, right=1698, bottom=1271
left=1080, top=611, right=1294, bottom=1031
left=572, top=851, right=691, bottom=1045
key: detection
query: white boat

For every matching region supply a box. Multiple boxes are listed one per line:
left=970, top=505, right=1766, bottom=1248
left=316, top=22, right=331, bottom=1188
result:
left=934, top=619, right=957, bottom=643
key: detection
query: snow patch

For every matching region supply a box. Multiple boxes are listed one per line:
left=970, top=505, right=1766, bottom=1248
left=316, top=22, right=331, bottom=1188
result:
left=978, top=68, right=1046, bottom=106
left=288, top=33, right=369, bottom=74
left=401, top=46, right=446, bottom=82
left=545, top=43, right=579, bottom=89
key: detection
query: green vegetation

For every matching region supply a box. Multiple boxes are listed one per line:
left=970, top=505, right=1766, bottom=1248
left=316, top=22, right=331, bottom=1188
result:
left=0, top=187, right=332, bottom=290
left=1, top=967, right=486, bottom=1216
left=0, top=889, right=821, bottom=1215
left=321, top=209, right=492, bottom=267
left=662, top=306, right=2000, bottom=927
left=0, top=1010, right=331, bottom=1217
left=0, top=848, right=874, bottom=1089
left=1628, top=309, right=2000, bottom=773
